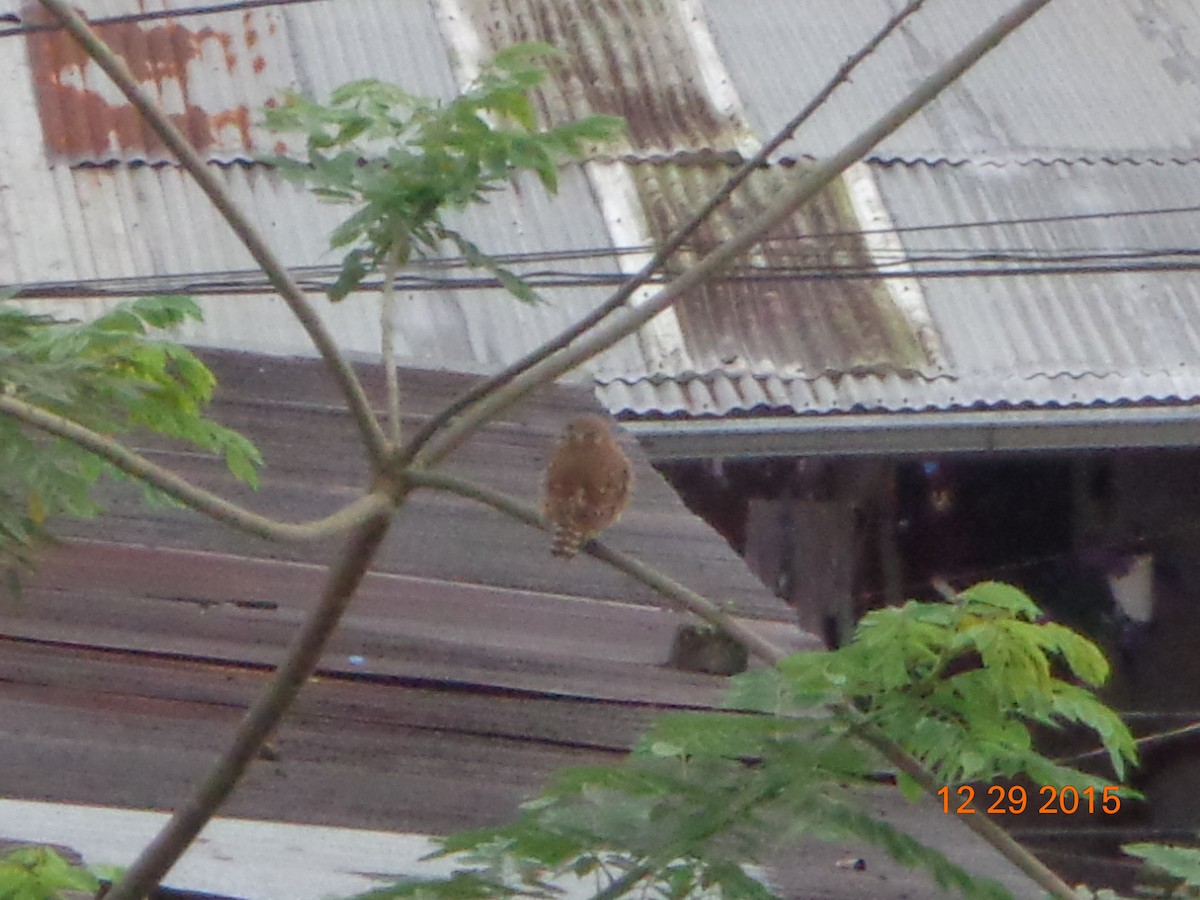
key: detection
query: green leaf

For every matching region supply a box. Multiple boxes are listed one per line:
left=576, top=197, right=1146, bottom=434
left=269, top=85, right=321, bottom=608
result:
left=958, top=581, right=1043, bottom=620
left=329, top=248, right=371, bottom=302
left=1123, top=841, right=1200, bottom=887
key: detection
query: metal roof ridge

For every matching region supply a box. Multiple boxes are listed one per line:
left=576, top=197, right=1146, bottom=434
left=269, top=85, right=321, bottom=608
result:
left=866, top=155, right=1200, bottom=168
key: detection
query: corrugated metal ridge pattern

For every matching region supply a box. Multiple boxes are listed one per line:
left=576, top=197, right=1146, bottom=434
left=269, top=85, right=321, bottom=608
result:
left=623, top=158, right=936, bottom=379
left=14, top=0, right=465, bottom=166
left=597, top=369, right=1200, bottom=417
left=21, top=0, right=301, bottom=165
left=702, top=0, right=1200, bottom=165
left=0, top=0, right=646, bottom=378
left=879, top=160, right=1200, bottom=384
left=0, top=160, right=643, bottom=377
left=602, top=155, right=1200, bottom=416
left=462, top=0, right=754, bottom=156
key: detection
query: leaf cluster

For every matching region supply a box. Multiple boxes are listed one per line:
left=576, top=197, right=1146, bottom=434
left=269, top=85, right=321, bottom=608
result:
left=0, top=296, right=261, bottom=574
left=355, top=582, right=1132, bottom=900
left=261, top=43, right=623, bottom=302
left=1122, top=839, right=1200, bottom=896
left=0, top=846, right=100, bottom=900
left=730, top=581, right=1138, bottom=789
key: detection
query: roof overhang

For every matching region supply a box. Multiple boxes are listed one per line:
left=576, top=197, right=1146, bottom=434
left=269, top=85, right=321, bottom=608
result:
left=623, top=404, right=1200, bottom=460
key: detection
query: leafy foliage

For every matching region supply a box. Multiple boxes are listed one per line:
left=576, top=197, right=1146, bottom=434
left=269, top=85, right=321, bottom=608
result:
left=0, top=296, right=262, bottom=572
left=1123, top=840, right=1200, bottom=893
left=261, top=43, right=623, bottom=301
left=730, top=581, right=1137, bottom=787
left=0, top=846, right=100, bottom=900
left=354, top=583, right=1131, bottom=900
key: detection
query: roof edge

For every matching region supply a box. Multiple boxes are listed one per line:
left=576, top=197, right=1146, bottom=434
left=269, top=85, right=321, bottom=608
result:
left=623, top=404, right=1200, bottom=460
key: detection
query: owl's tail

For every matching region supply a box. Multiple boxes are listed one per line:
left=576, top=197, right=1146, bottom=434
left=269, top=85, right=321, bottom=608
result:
left=552, top=525, right=588, bottom=558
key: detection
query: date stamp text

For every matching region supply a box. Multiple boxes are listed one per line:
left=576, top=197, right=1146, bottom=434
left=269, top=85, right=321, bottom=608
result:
left=937, top=785, right=1121, bottom=816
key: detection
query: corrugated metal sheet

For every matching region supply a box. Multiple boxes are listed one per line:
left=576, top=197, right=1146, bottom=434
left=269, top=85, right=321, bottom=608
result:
left=7, top=0, right=1200, bottom=421
left=702, top=0, right=1200, bottom=164
left=21, top=0, right=300, bottom=164
left=0, top=0, right=645, bottom=377
left=2, top=163, right=641, bottom=376
left=602, top=158, right=1200, bottom=415
left=624, top=159, right=935, bottom=378
left=461, top=0, right=755, bottom=156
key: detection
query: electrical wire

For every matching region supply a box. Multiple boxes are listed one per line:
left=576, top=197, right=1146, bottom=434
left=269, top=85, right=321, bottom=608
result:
left=0, top=0, right=337, bottom=38
left=9, top=243, right=1200, bottom=299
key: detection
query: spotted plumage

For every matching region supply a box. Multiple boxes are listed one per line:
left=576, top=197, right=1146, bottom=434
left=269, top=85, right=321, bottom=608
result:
left=542, top=414, right=633, bottom=558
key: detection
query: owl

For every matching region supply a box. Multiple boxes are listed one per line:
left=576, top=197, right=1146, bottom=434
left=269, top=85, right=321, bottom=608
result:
left=543, top=414, right=633, bottom=558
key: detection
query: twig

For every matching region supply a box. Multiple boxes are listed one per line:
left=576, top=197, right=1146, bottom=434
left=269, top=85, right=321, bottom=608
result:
left=409, top=467, right=1077, bottom=899
left=405, top=469, right=788, bottom=664
left=381, top=239, right=406, bottom=446
left=413, top=0, right=1055, bottom=470
left=840, top=702, right=1076, bottom=899
left=398, top=0, right=929, bottom=464
left=105, top=505, right=397, bottom=900
left=35, top=0, right=391, bottom=472
left=0, top=395, right=390, bottom=542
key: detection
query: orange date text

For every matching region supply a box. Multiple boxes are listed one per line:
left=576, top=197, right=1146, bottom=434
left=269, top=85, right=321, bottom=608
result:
left=937, top=785, right=1121, bottom=816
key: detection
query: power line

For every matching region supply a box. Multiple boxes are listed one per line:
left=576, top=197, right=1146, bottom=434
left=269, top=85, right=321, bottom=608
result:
left=0, top=0, right=336, bottom=38
left=10, top=249, right=1200, bottom=300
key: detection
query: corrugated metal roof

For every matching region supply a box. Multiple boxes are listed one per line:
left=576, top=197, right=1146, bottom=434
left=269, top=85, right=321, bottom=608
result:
left=462, top=0, right=755, bottom=156
left=602, top=158, right=1200, bottom=416
left=7, top=0, right=1200, bottom=424
left=623, top=159, right=936, bottom=377
left=702, top=0, right=1200, bottom=164
left=21, top=1, right=299, bottom=164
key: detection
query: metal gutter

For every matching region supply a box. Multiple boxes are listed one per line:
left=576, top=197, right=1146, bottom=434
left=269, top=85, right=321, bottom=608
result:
left=623, top=405, right=1200, bottom=460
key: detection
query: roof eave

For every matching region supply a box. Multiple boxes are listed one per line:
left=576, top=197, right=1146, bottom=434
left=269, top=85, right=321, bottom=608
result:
left=624, top=404, right=1200, bottom=460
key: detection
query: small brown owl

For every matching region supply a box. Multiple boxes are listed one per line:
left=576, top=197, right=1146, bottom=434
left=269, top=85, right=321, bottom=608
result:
left=543, top=414, right=633, bottom=558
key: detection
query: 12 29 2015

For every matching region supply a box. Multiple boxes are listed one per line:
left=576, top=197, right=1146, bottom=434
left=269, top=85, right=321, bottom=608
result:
left=937, top=784, right=1121, bottom=815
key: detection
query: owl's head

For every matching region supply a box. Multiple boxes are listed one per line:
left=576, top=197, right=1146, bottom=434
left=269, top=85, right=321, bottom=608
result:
left=565, top=414, right=613, bottom=444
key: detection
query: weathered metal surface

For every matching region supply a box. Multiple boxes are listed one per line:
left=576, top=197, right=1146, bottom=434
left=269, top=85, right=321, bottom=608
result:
left=626, top=160, right=934, bottom=380
left=459, top=0, right=754, bottom=156
left=600, top=156, right=1200, bottom=416
left=21, top=1, right=296, bottom=164
left=703, top=0, right=1200, bottom=164
left=8, top=0, right=1200, bottom=421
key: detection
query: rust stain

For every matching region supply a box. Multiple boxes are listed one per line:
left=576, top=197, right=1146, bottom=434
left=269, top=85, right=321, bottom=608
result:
left=22, top=3, right=260, bottom=163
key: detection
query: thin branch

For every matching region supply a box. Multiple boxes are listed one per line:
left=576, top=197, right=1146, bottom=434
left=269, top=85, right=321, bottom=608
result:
left=0, top=395, right=390, bottom=542
left=399, top=0, right=929, bottom=464
left=106, top=505, right=397, bottom=900
left=840, top=703, right=1076, bottom=899
left=405, top=469, right=788, bottom=664
left=410, top=467, right=1077, bottom=899
left=413, top=0, right=1054, bottom=470
left=36, top=0, right=391, bottom=472
left=381, top=239, right=407, bottom=446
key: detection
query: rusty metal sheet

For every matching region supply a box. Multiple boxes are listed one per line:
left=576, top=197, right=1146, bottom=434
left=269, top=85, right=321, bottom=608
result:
left=22, top=2, right=298, bottom=164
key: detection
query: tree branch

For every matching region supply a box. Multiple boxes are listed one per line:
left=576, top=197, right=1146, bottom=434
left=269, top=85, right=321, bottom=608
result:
left=381, top=239, right=406, bottom=446
left=35, top=0, right=391, bottom=472
left=405, top=469, right=788, bottom=664
left=408, top=468, right=1077, bottom=899
left=399, top=0, right=929, bottom=464
left=0, top=395, right=390, bottom=542
left=411, top=0, right=1053, bottom=470
left=105, top=504, right=397, bottom=900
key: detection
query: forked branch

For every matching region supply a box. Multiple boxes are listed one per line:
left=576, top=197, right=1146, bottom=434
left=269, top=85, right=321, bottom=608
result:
left=0, top=395, right=391, bottom=542
left=36, top=0, right=391, bottom=471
